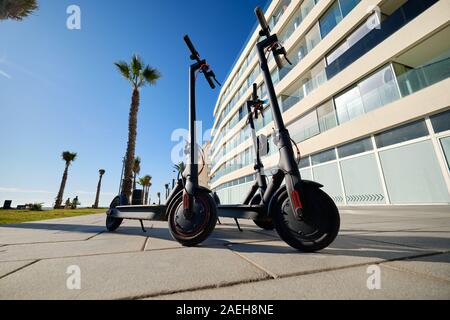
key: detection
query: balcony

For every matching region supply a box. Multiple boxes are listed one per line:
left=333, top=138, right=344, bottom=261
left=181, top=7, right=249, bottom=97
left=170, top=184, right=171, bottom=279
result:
left=325, top=0, right=439, bottom=79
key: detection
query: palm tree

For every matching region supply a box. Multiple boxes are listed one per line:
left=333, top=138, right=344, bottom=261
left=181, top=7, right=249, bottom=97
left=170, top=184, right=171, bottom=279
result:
left=157, top=192, right=161, bottom=205
left=115, top=55, right=161, bottom=201
left=145, top=175, right=152, bottom=204
left=164, top=183, right=170, bottom=199
left=0, top=0, right=38, bottom=21
left=138, top=175, right=152, bottom=205
left=93, top=169, right=105, bottom=209
left=173, top=161, right=186, bottom=178
left=132, top=156, right=141, bottom=190
left=54, top=151, right=77, bottom=209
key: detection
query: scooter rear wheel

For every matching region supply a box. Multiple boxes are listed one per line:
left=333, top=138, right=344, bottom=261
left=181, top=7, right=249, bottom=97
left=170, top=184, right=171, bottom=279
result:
left=251, top=194, right=274, bottom=230
left=168, top=190, right=217, bottom=247
left=272, top=184, right=340, bottom=252
left=106, top=196, right=124, bottom=232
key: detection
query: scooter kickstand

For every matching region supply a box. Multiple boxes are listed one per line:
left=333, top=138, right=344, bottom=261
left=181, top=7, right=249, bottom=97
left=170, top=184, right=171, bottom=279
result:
left=139, top=220, right=147, bottom=233
left=234, top=218, right=243, bottom=232
left=217, top=217, right=222, bottom=225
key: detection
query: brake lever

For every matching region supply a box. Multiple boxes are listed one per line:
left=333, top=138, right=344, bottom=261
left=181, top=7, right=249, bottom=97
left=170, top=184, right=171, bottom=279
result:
left=212, top=76, right=221, bottom=87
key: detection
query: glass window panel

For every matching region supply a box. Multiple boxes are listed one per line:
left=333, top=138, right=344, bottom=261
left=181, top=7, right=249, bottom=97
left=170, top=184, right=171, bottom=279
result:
left=375, top=120, right=429, bottom=148
left=311, top=148, right=336, bottom=165
left=340, top=153, right=385, bottom=204
left=317, top=100, right=338, bottom=132
left=299, top=157, right=311, bottom=169
left=358, top=65, right=400, bottom=113
left=440, top=137, right=450, bottom=170
left=338, top=138, right=373, bottom=158
left=334, top=86, right=364, bottom=124
left=312, top=162, right=344, bottom=204
left=379, top=140, right=450, bottom=203
left=319, top=1, right=343, bottom=38
left=289, top=111, right=320, bottom=143
left=431, top=109, right=450, bottom=133
left=306, top=23, right=322, bottom=52
left=338, top=0, right=360, bottom=17
left=300, top=168, right=313, bottom=181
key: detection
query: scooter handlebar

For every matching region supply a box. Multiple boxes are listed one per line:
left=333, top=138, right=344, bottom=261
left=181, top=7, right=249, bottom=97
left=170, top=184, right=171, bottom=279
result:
left=184, top=34, right=220, bottom=89
left=255, top=6, right=285, bottom=70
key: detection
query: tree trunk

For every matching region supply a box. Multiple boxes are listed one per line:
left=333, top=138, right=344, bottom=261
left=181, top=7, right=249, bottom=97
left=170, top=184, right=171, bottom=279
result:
left=144, top=186, right=149, bottom=205
left=121, top=88, right=140, bottom=201
left=54, top=163, right=69, bottom=209
left=93, top=175, right=103, bottom=208
left=133, top=173, right=137, bottom=191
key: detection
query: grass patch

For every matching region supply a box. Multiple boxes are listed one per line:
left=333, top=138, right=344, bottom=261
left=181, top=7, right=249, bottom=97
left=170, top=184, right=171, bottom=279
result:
left=0, top=208, right=106, bottom=225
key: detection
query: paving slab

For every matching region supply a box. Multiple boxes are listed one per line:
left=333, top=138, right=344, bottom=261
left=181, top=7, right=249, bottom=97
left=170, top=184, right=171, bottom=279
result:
left=0, top=237, right=146, bottom=262
left=347, top=231, right=450, bottom=251
left=154, top=265, right=450, bottom=300
left=383, top=253, right=450, bottom=282
left=0, top=260, right=36, bottom=278
left=227, top=235, right=434, bottom=278
left=0, top=215, right=106, bottom=245
left=0, top=247, right=269, bottom=300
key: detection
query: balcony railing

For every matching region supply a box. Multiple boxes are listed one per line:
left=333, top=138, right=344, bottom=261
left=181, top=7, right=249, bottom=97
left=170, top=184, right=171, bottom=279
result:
left=325, top=0, right=439, bottom=79
left=396, top=57, right=450, bottom=97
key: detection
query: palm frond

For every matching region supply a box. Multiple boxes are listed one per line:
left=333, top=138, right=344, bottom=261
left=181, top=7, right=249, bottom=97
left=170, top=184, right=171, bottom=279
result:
left=132, top=156, right=141, bottom=174
left=0, top=0, right=38, bottom=21
left=62, top=151, right=77, bottom=164
left=131, top=54, right=143, bottom=78
left=142, top=66, right=161, bottom=86
left=114, top=61, right=131, bottom=81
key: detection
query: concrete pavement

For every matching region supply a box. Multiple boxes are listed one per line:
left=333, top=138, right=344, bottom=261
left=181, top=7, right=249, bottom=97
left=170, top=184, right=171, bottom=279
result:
left=0, top=206, right=449, bottom=299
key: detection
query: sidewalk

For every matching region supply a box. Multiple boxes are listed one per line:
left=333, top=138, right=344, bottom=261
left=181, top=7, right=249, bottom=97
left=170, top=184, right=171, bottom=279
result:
left=0, top=206, right=449, bottom=300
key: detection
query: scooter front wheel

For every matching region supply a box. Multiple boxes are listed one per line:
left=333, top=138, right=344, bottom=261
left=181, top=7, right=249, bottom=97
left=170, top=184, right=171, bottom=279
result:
left=167, top=190, right=217, bottom=247
left=272, top=184, right=340, bottom=252
left=106, top=196, right=124, bottom=232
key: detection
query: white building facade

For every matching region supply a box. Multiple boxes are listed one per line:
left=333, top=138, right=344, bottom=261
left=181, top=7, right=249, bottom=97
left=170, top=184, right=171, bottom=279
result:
left=209, top=0, right=450, bottom=206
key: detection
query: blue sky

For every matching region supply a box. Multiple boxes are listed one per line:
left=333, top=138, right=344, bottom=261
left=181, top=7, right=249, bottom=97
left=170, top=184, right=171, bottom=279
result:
left=0, top=0, right=268, bottom=207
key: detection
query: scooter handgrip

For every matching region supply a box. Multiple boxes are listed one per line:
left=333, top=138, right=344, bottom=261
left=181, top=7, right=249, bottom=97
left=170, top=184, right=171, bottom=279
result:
left=274, top=54, right=284, bottom=69
left=255, top=7, right=270, bottom=35
left=184, top=35, right=200, bottom=60
left=205, top=71, right=216, bottom=89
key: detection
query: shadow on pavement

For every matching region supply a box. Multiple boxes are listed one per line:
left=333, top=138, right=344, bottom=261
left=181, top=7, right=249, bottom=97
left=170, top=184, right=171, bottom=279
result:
left=2, top=222, right=449, bottom=263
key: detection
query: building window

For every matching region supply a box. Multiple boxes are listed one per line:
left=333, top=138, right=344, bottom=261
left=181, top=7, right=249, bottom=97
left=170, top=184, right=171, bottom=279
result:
left=311, top=148, right=336, bottom=165
left=339, top=0, right=361, bottom=17
left=326, top=12, right=382, bottom=65
left=334, top=86, right=364, bottom=124
left=317, top=100, right=338, bottom=132
left=375, top=120, right=429, bottom=149
left=338, top=138, right=373, bottom=158
left=430, top=109, right=450, bottom=134
left=358, top=65, right=400, bottom=113
left=319, top=0, right=361, bottom=38
left=289, top=111, right=320, bottom=143
left=440, top=137, right=450, bottom=170
left=319, top=1, right=343, bottom=38
left=334, top=64, right=400, bottom=124
left=299, top=157, right=311, bottom=169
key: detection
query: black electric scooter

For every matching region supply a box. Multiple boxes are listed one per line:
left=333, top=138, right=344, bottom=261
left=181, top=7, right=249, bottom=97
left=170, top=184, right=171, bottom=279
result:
left=106, top=35, right=220, bottom=246
left=216, top=83, right=275, bottom=231
left=214, top=7, right=340, bottom=251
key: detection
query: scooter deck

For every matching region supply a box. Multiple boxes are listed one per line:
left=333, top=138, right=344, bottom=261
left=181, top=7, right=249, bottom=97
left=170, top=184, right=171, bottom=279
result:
left=218, top=204, right=265, bottom=220
left=108, top=205, right=167, bottom=221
